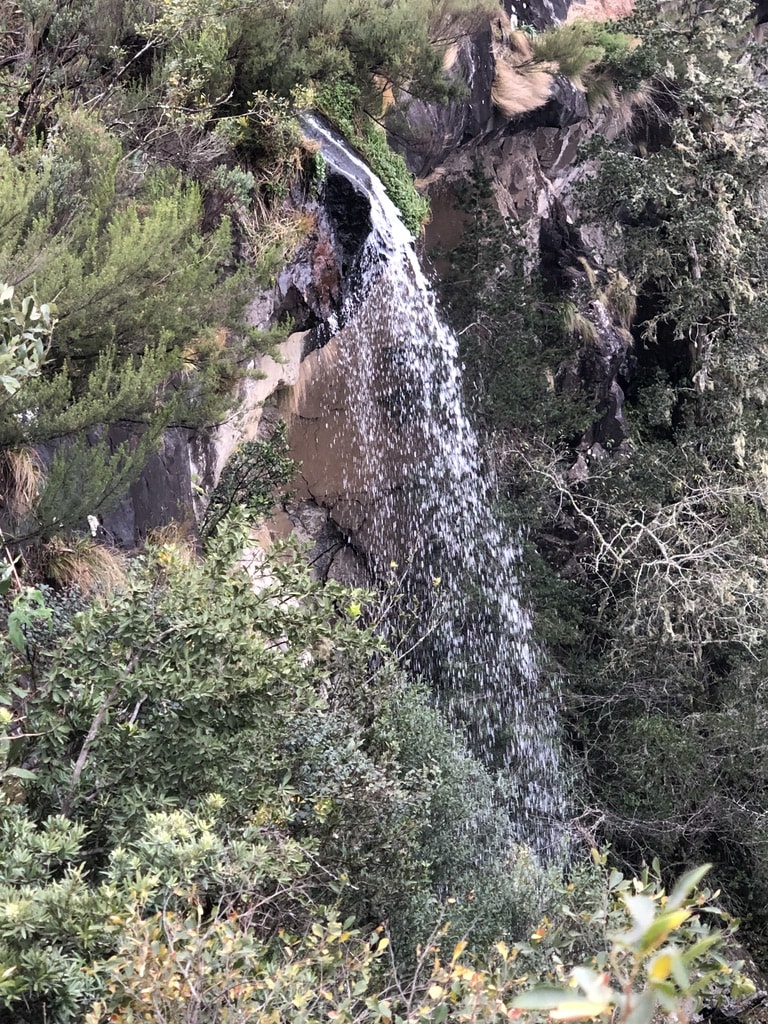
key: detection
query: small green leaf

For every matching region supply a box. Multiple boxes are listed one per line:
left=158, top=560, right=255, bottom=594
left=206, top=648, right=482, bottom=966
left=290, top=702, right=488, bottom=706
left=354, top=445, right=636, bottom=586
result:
left=3, top=767, right=36, bottom=781
left=512, top=988, right=570, bottom=1010
left=667, top=865, right=711, bottom=909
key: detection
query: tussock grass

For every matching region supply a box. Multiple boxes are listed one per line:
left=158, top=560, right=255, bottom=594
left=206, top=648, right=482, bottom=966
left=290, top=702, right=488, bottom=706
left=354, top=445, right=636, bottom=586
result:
left=0, top=447, right=44, bottom=521
left=559, top=300, right=598, bottom=345
left=40, top=536, right=127, bottom=595
left=492, top=26, right=554, bottom=117
left=601, top=271, right=637, bottom=328
left=145, top=520, right=200, bottom=568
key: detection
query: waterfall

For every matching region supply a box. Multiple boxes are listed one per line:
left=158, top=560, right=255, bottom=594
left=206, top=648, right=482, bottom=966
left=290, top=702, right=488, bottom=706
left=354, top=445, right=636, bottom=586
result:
left=301, top=116, right=563, bottom=856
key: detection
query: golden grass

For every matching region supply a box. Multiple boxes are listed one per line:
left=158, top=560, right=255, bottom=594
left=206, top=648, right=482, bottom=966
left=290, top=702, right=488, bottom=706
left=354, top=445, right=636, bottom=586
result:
left=145, top=520, right=199, bottom=563
left=243, top=209, right=316, bottom=287
left=573, top=311, right=598, bottom=345
left=492, top=28, right=554, bottom=117
left=559, top=300, right=598, bottom=345
left=442, top=41, right=460, bottom=71
left=576, top=256, right=598, bottom=290
left=492, top=58, right=553, bottom=116
left=604, top=79, right=661, bottom=135
left=601, top=272, right=637, bottom=329
left=0, top=447, right=44, bottom=521
left=41, top=536, right=127, bottom=595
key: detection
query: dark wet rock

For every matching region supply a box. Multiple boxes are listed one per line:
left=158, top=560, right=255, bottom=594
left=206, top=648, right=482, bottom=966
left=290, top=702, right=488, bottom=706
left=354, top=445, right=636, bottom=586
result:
left=288, top=500, right=367, bottom=585
left=514, top=77, right=590, bottom=130
left=322, top=172, right=372, bottom=272
left=539, top=196, right=588, bottom=292
left=276, top=173, right=373, bottom=333
left=100, top=427, right=195, bottom=547
left=386, top=30, right=498, bottom=176
left=276, top=217, right=343, bottom=331
left=562, top=301, right=634, bottom=451
left=505, top=0, right=570, bottom=28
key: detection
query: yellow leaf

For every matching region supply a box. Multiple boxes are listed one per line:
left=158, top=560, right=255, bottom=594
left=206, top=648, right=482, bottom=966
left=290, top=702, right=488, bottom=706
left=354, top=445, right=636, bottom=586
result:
left=548, top=1000, right=611, bottom=1020
left=664, top=909, right=691, bottom=931
left=649, top=952, right=673, bottom=981
left=428, top=984, right=446, bottom=1000
left=452, top=940, right=467, bottom=962
left=496, top=940, right=509, bottom=961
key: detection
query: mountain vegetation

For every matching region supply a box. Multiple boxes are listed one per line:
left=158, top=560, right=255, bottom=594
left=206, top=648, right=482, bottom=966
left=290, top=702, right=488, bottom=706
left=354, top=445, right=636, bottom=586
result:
left=1, top=0, right=767, bottom=1019
left=445, top=0, right=768, bottom=967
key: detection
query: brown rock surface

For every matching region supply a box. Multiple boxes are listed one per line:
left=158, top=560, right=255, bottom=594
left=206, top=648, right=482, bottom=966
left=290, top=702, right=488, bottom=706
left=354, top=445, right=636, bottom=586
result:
left=567, top=0, right=634, bottom=20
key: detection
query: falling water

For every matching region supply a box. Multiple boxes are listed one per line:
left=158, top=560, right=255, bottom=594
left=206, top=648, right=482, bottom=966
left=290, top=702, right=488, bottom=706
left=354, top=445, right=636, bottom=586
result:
left=301, top=116, right=563, bottom=856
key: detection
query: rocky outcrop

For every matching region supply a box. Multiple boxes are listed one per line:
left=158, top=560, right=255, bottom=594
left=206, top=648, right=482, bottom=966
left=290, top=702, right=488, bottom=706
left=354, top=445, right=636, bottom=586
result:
left=506, top=0, right=570, bottom=29
left=418, top=37, right=637, bottom=464
left=103, top=0, right=639, bottom=555
left=386, top=29, right=499, bottom=177
left=99, top=159, right=373, bottom=552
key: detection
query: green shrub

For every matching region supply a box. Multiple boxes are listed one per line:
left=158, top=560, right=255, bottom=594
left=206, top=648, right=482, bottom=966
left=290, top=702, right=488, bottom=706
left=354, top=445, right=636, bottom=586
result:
left=201, top=421, right=296, bottom=541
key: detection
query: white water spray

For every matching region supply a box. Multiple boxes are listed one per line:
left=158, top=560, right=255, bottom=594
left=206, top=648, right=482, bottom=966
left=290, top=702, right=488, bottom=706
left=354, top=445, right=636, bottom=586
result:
left=302, top=116, right=563, bottom=855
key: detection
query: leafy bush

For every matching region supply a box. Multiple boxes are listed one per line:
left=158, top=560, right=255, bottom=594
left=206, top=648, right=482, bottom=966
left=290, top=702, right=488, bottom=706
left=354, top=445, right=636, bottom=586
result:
left=84, top=857, right=753, bottom=1024
left=0, top=111, right=252, bottom=542
left=0, top=511, right=555, bottom=1018
left=201, top=421, right=296, bottom=541
left=0, top=285, right=55, bottom=398
left=528, top=19, right=651, bottom=97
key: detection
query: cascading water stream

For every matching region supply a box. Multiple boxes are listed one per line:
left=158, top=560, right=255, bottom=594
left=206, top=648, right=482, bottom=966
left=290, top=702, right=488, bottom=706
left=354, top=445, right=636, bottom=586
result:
left=302, top=116, right=563, bottom=856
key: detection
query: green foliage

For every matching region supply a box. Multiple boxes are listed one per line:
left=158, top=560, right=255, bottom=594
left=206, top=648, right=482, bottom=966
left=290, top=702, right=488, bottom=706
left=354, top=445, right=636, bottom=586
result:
left=317, top=83, right=430, bottom=235
left=513, top=861, right=752, bottom=1024
left=0, top=285, right=55, bottom=398
left=0, top=0, right=140, bottom=150
left=5, top=587, right=52, bottom=653
left=526, top=19, right=656, bottom=105
left=0, top=110, right=247, bottom=541
left=439, top=167, right=591, bottom=442
left=0, top=512, right=555, bottom=1019
left=479, top=0, right=768, bottom=964
left=148, top=0, right=489, bottom=107
left=201, top=422, right=296, bottom=541
left=116, top=0, right=489, bottom=236
left=85, top=861, right=748, bottom=1024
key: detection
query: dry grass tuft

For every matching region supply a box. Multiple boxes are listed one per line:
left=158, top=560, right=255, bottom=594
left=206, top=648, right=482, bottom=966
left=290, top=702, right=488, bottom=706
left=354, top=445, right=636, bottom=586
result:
left=601, top=272, right=637, bottom=328
left=608, top=79, right=663, bottom=136
left=442, top=41, right=460, bottom=71
left=492, top=28, right=554, bottom=117
left=586, top=72, right=619, bottom=112
left=573, top=311, right=598, bottom=345
left=145, top=520, right=200, bottom=570
left=0, top=447, right=44, bottom=522
left=492, top=57, right=553, bottom=117
left=559, top=300, right=599, bottom=345
left=576, top=256, right=598, bottom=290
left=41, top=536, right=127, bottom=595
left=242, top=209, right=315, bottom=287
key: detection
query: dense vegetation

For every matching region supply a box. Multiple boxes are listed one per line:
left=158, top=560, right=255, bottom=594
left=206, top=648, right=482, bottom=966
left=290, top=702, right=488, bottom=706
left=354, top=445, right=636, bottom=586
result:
left=446, top=0, right=768, bottom=967
left=1, top=0, right=766, bottom=1019
left=0, top=0, right=484, bottom=548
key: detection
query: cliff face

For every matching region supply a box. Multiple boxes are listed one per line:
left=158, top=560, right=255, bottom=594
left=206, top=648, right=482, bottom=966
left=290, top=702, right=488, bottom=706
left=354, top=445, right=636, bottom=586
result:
left=103, top=0, right=633, bottom=557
